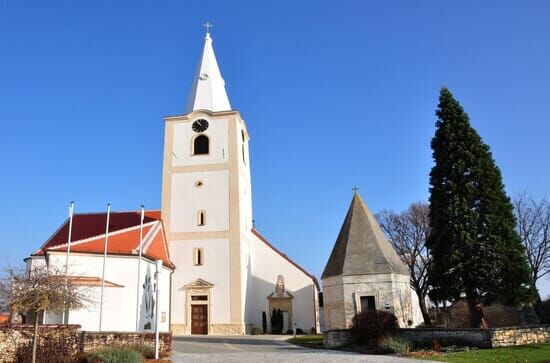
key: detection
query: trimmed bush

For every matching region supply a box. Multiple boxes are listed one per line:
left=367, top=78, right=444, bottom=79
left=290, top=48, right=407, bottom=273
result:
left=87, top=347, right=143, bottom=363
left=251, top=326, right=263, bottom=335
left=378, top=336, right=411, bottom=354
left=296, top=328, right=304, bottom=335
left=350, top=310, right=397, bottom=345
left=262, top=311, right=268, bottom=333
left=270, top=308, right=283, bottom=334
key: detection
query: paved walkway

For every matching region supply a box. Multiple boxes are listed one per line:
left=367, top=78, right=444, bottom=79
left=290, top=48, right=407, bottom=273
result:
left=171, top=335, right=434, bottom=362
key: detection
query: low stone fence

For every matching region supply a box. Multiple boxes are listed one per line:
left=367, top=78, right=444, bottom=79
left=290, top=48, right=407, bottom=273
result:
left=0, top=324, right=172, bottom=363
left=324, top=329, right=352, bottom=348
left=324, top=325, right=550, bottom=349
left=79, top=330, right=172, bottom=355
left=397, top=327, right=492, bottom=348
left=489, top=325, right=550, bottom=347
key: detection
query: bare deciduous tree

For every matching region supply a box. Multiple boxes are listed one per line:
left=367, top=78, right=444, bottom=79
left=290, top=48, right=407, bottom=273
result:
left=514, top=192, right=550, bottom=303
left=0, top=265, right=91, bottom=363
left=376, top=202, right=432, bottom=325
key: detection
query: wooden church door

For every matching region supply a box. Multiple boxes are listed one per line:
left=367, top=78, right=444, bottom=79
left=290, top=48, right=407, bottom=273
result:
left=191, top=305, right=208, bottom=334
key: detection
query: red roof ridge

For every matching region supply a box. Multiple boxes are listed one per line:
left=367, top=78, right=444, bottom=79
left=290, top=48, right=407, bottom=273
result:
left=141, top=221, right=162, bottom=253
left=251, top=229, right=320, bottom=290
left=44, top=221, right=158, bottom=253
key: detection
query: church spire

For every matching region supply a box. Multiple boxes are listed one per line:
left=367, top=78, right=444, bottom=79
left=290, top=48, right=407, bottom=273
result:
left=184, top=24, right=231, bottom=113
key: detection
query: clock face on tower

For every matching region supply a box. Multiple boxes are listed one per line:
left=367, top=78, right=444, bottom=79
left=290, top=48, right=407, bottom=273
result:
left=192, top=119, right=209, bottom=133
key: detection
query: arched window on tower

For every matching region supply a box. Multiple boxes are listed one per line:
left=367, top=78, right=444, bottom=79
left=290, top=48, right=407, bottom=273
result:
left=193, top=135, right=209, bottom=155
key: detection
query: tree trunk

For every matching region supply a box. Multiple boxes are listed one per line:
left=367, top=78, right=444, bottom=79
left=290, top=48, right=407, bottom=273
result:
left=533, top=288, right=543, bottom=319
left=466, top=294, right=488, bottom=328
left=417, top=292, right=432, bottom=326
left=32, top=311, right=39, bottom=363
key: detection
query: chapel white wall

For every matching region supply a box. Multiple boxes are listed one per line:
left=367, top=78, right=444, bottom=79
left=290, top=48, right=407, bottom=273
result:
left=243, top=232, right=319, bottom=333
left=31, top=253, right=171, bottom=332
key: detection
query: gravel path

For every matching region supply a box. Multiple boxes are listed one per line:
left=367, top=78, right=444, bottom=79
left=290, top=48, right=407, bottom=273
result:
left=172, top=350, right=433, bottom=363
left=171, top=335, right=435, bottom=362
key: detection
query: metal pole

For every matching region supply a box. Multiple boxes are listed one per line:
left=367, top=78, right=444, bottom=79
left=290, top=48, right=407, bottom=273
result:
left=154, top=260, right=162, bottom=359
left=62, top=201, right=74, bottom=324
left=99, top=203, right=111, bottom=331
left=135, top=205, right=144, bottom=331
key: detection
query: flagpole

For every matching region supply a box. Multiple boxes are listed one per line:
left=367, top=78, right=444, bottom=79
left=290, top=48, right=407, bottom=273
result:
left=62, top=201, right=74, bottom=324
left=135, top=205, right=144, bottom=332
left=99, top=203, right=111, bottom=332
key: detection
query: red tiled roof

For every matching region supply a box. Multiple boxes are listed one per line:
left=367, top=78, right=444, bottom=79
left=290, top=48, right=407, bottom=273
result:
left=34, top=210, right=174, bottom=268
left=252, top=229, right=320, bottom=290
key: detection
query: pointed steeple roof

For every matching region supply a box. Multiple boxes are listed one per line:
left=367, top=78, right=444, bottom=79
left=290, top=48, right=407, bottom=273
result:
left=185, top=31, right=231, bottom=113
left=322, top=192, right=409, bottom=279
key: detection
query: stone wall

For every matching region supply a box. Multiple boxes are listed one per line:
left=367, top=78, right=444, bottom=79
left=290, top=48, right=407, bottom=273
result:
left=323, top=329, right=352, bottom=348
left=398, top=327, right=492, bottom=348
left=0, top=325, right=172, bottom=363
left=399, top=325, right=550, bottom=348
left=434, top=300, right=540, bottom=328
left=490, top=325, right=550, bottom=347
left=324, top=325, right=550, bottom=349
left=79, top=331, right=172, bottom=355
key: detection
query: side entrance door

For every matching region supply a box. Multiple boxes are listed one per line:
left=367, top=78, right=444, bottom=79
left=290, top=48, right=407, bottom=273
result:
left=191, top=305, right=208, bottom=335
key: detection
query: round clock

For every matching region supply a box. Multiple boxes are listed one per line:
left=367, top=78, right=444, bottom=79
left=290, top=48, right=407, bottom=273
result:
left=192, top=119, right=209, bottom=133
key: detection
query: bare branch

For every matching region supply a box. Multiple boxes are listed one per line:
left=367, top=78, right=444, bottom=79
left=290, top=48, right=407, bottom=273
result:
left=514, top=192, right=550, bottom=287
left=376, top=202, right=432, bottom=325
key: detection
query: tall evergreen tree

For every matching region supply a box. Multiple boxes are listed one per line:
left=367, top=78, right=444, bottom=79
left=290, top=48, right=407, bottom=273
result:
left=427, top=87, right=534, bottom=328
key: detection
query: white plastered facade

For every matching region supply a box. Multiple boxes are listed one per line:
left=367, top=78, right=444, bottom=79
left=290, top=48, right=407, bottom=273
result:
left=163, top=33, right=318, bottom=335
left=26, top=252, right=171, bottom=332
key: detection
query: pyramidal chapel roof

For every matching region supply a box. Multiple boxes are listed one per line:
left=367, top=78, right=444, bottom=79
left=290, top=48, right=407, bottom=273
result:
left=322, top=192, right=409, bottom=279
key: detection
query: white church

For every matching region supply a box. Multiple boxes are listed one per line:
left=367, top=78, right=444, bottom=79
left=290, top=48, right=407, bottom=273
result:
left=25, top=30, right=321, bottom=335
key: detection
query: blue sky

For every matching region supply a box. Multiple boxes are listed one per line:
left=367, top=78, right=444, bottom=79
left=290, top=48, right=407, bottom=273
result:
left=1, top=1, right=550, bottom=297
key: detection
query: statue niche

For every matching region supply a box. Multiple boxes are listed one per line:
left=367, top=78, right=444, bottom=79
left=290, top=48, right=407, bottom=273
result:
left=267, top=275, right=293, bottom=333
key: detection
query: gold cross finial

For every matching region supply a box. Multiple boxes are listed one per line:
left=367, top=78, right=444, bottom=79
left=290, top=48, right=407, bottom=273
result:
left=352, top=186, right=360, bottom=193
left=203, top=21, right=213, bottom=34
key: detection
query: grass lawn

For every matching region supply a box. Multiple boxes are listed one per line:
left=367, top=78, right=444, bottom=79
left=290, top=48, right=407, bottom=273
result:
left=287, top=335, right=325, bottom=349
left=418, top=343, right=550, bottom=363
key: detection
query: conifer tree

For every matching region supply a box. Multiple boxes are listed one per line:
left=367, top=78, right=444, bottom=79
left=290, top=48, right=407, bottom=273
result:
left=427, top=87, right=534, bottom=328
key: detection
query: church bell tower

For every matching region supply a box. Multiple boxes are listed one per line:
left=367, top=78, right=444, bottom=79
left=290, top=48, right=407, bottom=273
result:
left=161, top=28, right=253, bottom=335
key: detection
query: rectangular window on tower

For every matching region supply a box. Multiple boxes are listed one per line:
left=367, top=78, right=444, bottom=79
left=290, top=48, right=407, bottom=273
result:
left=193, top=248, right=203, bottom=266
left=360, top=296, right=376, bottom=312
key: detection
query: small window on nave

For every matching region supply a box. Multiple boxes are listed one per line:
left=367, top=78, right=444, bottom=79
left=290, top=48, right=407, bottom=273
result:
left=193, top=248, right=203, bottom=266
left=197, top=210, right=206, bottom=226
left=193, top=135, right=209, bottom=155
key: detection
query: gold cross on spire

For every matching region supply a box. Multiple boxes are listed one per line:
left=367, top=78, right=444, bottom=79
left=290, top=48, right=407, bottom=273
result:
left=203, top=21, right=213, bottom=34
left=352, top=186, right=360, bottom=193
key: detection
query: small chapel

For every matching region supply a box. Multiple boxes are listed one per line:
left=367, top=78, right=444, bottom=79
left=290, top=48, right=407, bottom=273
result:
left=321, top=191, right=423, bottom=330
left=25, top=29, right=320, bottom=335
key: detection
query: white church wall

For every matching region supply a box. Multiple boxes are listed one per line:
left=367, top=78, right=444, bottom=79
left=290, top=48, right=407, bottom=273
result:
left=244, top=233, right=318, bottom=333
left=170, top=170, right=229, bottom=232
left=33, top=253, right=171, bottom=332
left=169, top=238, right=231, bottom=326
left=172, top=117, right=228, bottom=167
